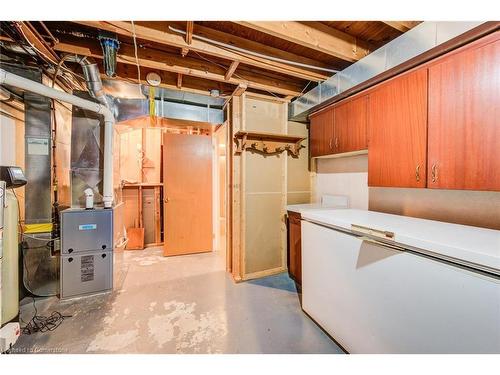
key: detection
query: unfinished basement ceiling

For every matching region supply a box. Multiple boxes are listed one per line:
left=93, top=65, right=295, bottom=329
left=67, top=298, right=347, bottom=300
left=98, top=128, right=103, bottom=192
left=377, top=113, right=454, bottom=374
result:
left=0, top=21, right=421, bottom=99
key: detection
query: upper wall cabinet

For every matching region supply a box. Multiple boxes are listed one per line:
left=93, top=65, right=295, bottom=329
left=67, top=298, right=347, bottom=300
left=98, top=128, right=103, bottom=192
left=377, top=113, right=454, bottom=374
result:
left=333, top=95, right=368, bottom=154
left=309, top=95, right=368, bottom=158
left=309, top=108, right=334, bottom=157
left=427, top=33, right=500, bottom=191
left=368, top=69, right=428, bottom=188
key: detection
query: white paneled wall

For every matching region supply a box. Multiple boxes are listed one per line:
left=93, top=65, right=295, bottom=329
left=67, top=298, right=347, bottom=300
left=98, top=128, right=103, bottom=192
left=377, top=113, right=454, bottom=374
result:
left=313, top=172, right=368, bottom=209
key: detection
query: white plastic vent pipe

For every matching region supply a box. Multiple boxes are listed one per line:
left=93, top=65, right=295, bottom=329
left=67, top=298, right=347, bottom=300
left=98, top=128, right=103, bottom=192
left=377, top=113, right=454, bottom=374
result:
left=0, top=68, right=115, bottom=208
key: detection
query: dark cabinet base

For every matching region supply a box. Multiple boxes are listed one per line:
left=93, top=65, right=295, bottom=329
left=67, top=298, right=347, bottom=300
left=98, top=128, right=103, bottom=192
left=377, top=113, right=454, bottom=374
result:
left=287, top=211, right=302, bottom=285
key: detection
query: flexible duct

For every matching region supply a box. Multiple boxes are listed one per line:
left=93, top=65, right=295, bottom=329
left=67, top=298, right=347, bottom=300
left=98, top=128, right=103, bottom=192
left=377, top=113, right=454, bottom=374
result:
left=0, top=68, right=115, bottom=208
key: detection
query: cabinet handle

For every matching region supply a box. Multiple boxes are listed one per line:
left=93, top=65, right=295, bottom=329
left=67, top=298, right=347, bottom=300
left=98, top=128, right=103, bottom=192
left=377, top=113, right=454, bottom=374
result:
left=329, top=139, right=333, bottom=150
left=431, top=164, right=438, bottom=183
left=335, top=137, right=339, bottom=148
left=415, top=165, right=420, bottom=182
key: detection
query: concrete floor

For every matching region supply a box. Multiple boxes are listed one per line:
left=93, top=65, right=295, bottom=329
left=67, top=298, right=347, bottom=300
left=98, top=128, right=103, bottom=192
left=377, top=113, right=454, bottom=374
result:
left=13, top=247, right=343, bottom=354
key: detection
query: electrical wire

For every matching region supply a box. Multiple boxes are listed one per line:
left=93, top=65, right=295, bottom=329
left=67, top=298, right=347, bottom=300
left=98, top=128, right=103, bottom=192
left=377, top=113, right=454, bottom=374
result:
left=168, top=25, right=339, bottom=74
left=13, top=22, right=84, bottom=91
left=130, top=21, right=142, bottom=90
left=10, top=188, right=71, bottom=335
left=192, top=50, right=282, bottom=100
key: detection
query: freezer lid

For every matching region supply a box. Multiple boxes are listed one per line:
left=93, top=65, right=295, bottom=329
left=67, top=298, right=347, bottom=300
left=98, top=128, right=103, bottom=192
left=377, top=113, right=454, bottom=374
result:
left=301, top=209, right=500, bottom=274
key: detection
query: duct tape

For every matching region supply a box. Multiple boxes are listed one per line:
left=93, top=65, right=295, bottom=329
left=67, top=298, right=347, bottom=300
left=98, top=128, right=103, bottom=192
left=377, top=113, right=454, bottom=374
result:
left=24, top=223, right=53, bottom=234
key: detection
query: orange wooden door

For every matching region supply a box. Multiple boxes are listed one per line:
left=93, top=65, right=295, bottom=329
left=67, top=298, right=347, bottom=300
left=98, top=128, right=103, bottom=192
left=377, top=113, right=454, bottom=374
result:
left=427, top=33, right=500, bottom=190
left=367, top=69, right=428, bottom=188
left=163, top=133, right=213, bottom=256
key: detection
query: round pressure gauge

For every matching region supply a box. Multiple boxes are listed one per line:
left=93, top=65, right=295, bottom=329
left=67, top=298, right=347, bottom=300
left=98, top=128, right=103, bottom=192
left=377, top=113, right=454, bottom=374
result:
left=146, top=72, right=161, bottom=87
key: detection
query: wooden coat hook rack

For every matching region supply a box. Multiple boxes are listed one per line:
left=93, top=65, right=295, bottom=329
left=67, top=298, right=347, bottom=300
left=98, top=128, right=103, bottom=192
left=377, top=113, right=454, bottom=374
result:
left=234, top=131, right=306, bottom=158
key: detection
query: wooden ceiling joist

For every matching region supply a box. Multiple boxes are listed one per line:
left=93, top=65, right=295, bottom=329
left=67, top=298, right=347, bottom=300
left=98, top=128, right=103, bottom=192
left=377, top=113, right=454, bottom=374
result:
left=110, top=63, right=226, bottom=97
left=382, top=21, right=420, bottom=33
left=189, top=22, right=332, bottom=79
left=234, top=21, right=372, bottom=62
left=54, top=38, right=301, bottom=96
left=73, top=21, right=328, bottom=82
left=54, top=38, right=303, bottom=96
left=225, top=61, right=239, bottom=81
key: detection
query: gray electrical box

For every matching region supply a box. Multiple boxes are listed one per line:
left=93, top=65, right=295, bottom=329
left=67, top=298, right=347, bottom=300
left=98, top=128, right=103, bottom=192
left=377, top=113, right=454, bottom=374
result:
left=60, top=208, right=113, bottom=299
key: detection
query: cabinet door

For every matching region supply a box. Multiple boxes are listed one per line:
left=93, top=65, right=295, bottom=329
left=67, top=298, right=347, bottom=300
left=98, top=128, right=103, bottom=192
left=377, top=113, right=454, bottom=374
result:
left=334, top=95, right=368, bottom=154
left=309, top=112, right=324, bottom=157
left=428, top=34, right=500, bottom=190
left=368, top=69, right=428, bottom=187
left=310, top=109, right=334, bottom=157
left=287, top=212, right=302, bottom=284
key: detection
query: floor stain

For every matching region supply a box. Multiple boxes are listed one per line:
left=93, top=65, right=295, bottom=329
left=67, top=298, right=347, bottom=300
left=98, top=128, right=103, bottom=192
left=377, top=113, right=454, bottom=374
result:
left=87, top=329, right=139, bottom=352
left=147, top=300, right=227, bottom=353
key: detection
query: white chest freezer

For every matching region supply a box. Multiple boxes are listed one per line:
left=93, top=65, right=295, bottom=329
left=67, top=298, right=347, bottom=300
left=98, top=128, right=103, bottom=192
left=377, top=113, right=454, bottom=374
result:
left=301, top=209, right=500, bottom=353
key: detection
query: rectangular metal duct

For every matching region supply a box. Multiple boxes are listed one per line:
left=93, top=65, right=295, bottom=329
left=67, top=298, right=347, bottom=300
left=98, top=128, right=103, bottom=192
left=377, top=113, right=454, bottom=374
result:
left=103, top=79, right=225, bottom=124
left=70, top=91, right=105, bottom=207
left=24, top=78, right=52, bottom=224
left=289, top=21, right=486, bottom=122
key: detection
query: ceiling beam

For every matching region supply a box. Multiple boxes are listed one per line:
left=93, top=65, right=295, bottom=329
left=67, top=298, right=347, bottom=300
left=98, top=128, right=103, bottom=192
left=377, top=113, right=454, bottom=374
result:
left=382, top=21, right=419, bottom=33
left=234, top=21, right=372, bottom=62
left=73, top=21, right=328, bottom=82
left=190, top=22, right=333, bottom=79
left=225, top=61, right=239, bottom=81
left=110, top=63, right=229, bottom=97
left=54, top=38, right=303, bottom=96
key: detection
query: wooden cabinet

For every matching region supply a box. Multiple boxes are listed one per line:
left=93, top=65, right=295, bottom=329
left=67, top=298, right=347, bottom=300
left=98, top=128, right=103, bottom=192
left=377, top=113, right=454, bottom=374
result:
left=367, top=69, right=428, bottom=188
left=309, top=109, right=333, bottom=157
left=309, top=32, right=499, bottom=192
left=287, top=211, right=302, bottom=285
left=309, top=95, right=367, bottom=157
left=427, top=34, right=500, bottom=191
left=333, top=95, right=368, bottom=154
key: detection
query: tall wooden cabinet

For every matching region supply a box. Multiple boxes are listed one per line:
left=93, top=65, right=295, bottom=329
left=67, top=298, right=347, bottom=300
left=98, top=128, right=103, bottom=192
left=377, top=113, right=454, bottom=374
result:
left=427, top=34, right=500, bottom=191
left=367, top=69, right=428, bottom=188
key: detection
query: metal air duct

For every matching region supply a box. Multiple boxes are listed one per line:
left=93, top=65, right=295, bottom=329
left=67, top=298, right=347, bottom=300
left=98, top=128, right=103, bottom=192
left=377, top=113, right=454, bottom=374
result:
left=289, top=21, right=489, bottom=122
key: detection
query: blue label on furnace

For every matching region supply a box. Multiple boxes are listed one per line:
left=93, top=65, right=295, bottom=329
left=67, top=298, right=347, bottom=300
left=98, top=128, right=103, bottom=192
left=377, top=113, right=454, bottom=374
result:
left=78, top=224, right=97, bottom=231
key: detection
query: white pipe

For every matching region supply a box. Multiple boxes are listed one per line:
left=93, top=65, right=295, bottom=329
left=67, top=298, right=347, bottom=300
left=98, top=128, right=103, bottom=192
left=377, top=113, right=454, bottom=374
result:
left=0, top=68, right=115, bottom=208
left=168, top=26, right=339, bottom=75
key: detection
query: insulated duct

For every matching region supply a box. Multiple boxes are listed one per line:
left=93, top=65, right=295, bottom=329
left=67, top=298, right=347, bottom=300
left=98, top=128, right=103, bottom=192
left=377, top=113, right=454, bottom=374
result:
left=289, top=21, right=489, bottom=122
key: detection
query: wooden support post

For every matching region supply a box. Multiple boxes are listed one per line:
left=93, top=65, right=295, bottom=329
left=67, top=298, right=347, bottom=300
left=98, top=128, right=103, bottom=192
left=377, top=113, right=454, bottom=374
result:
left=186, top=21, right=194, bottom=44
left=232, top=82, right=247, bottom=97
left=230, top=95, right=244, bottom=282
